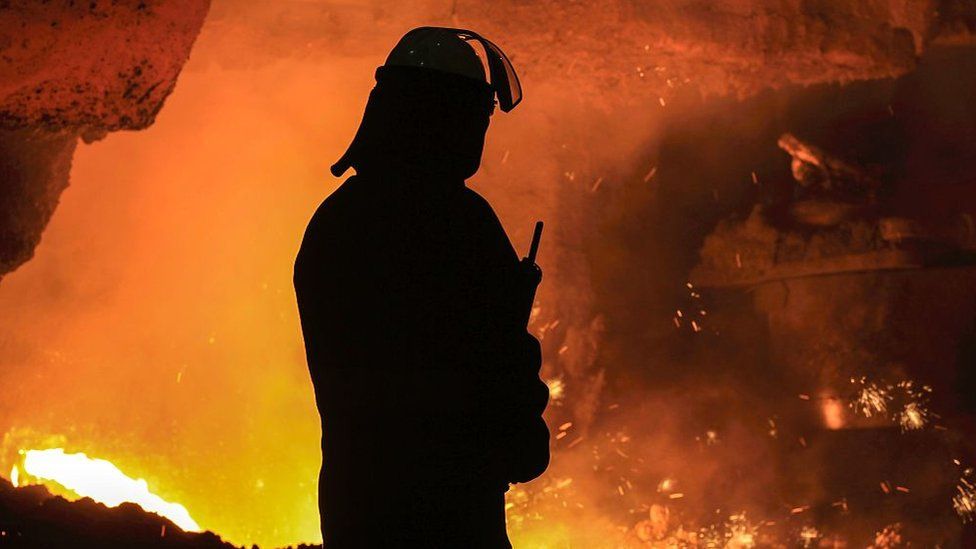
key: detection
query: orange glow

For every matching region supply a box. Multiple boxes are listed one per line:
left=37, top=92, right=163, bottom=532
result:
left=821, top=398, right=845, bottom=430
left=4, top=4, right=969, bottom=548
left=0, top=12, right=570, bottom=547
left=0, top=45, right=368, bottom=549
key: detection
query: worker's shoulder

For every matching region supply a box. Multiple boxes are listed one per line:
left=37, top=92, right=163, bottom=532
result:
left=298, top=182, right=361, bottom=259
left=306, top=178, right=360, bottom=227
left=458, top=186, right=502, bottom=221
left=295, top=179, right=361, bottom=274
left=458, top=186, right=518, bottom=259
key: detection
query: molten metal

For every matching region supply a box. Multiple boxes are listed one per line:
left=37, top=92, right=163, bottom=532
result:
left=20, top=448, right=200, bottom=532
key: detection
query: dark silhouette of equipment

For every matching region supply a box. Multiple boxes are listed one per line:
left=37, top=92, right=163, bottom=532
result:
left=294, top=26, right=549, bottom=548
left=518, top=221, right=544, bottom=328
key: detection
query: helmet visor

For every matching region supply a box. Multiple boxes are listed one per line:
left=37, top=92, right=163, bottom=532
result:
left=478, top=36, right=522, bottom=112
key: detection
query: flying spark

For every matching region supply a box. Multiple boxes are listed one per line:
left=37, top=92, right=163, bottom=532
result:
left=850, top=378, right=891, bottom=418
left=954, top=477, right=976, bottom=522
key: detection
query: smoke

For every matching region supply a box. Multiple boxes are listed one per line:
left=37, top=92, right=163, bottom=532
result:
left=1, top=0, right=975, bottom=547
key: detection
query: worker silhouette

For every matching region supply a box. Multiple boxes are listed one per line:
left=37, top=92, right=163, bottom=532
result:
left=294, top=28, right=549, bottom=548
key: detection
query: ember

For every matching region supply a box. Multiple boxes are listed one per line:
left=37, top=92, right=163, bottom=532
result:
left=954, top=475, right=976, bottom=523
left=851, top=377, right=892, bottom=419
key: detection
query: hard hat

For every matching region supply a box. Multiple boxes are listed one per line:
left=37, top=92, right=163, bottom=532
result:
left=386, top=28, right=486, bottom=82
left=329, top=27, right=523, bottom=178
left=384, top=27, right=522, bottom=113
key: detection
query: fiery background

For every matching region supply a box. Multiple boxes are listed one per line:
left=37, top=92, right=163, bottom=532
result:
left=2, top=1, right=976, bottom=547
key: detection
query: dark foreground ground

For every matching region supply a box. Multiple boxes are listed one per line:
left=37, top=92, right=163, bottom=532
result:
left=0, top=478, right=326, bottom=549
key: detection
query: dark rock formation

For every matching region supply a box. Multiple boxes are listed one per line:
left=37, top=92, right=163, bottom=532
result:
left=0, top=478, right=236, bottom=548
left=0, top=130, right=76, bottom=277
left=0, top=0, right=211, bottom=132
left=0, top=0, right=209, bottom=280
